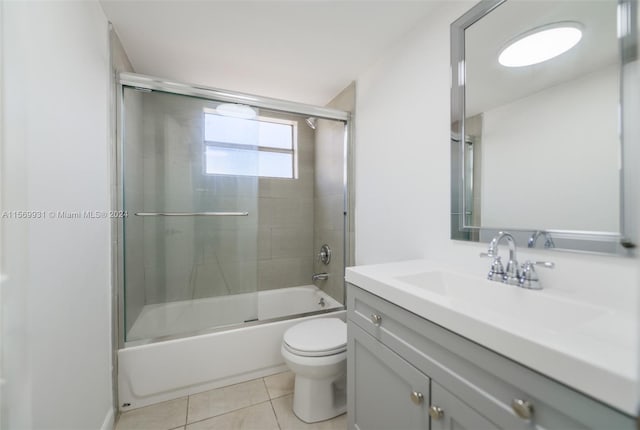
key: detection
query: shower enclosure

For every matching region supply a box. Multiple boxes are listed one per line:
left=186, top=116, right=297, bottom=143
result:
left=116, top=73, right=352, bottom=409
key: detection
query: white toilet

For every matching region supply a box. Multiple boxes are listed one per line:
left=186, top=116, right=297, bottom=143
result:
left=281, top=317, right=347, bottom=423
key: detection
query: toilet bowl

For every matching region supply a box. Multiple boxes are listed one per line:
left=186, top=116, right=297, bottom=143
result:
left=281, top=317, right=347, bottom=423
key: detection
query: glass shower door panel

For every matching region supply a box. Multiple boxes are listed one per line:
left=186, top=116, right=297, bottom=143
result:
left=122, top=88, right=259, bottom=342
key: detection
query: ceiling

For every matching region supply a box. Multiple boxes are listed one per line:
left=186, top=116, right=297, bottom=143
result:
left=100, top=1, right=438, bottom=106
left=465, top=1, right=618, bottom=117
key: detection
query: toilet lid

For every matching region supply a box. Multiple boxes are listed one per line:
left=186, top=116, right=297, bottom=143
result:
left=283, top=318, right=347, bottom=355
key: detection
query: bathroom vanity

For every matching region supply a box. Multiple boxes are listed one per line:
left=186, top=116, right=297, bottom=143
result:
left=345, top=0, right=640, bottom=426
left=345, top=261, right=636, bottom=430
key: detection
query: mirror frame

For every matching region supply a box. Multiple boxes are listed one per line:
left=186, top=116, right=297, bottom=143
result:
left=450, top=0, right=638, bottom=255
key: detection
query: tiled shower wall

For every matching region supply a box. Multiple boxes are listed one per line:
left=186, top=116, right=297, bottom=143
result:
left=313, top=83, right=356, bottom=303
left=257, top=112, right=315, bottom=291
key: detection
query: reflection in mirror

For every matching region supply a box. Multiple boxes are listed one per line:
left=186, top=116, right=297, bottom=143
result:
left=450, top=0, right=637, bottom=254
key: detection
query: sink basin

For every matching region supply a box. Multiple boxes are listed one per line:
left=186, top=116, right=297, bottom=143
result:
left=394, top=271, right=607, bottom=331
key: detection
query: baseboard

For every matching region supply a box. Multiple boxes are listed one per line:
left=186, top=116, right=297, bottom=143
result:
left=100, top=407, right=115, bottom=430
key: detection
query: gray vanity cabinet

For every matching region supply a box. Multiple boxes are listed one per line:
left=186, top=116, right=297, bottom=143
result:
left=346, top=284, right=635, bottom=430
left=348, top=322, right=430, bottom=430
left=348, top=320, right=497, bottom=430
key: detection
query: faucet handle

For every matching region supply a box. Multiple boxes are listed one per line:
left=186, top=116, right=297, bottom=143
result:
left=519, top=260, right=554, bottom=290
left=486, top=256, right=504, bottom=281
left=531, top=261, right=555, bottom=269
left=317, top=244, right=331, bottom=265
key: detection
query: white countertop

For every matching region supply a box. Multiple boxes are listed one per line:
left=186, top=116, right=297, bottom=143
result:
left=345, top=259, right=638, bottom=415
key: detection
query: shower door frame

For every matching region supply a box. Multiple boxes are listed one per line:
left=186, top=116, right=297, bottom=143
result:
left=114, top=72, right=353, bottom=350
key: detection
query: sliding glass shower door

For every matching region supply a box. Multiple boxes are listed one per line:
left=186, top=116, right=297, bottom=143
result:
left=122, top=87, right=261, bottom=343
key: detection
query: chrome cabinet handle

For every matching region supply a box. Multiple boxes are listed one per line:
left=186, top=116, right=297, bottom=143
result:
left=410, top=391, right=424, bottom=405
left=370, top=314, right=382, bottom=326
left=429, top=405, right=444, bottom=420
left=511, top=398, right=534, bottom=420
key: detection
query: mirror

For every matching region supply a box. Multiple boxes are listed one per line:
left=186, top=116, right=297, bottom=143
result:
left=451, top=0, right=637, bottom=254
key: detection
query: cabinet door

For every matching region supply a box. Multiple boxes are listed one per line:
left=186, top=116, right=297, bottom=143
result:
left=348, top=322, right=430, bottom=430
left=431, top=382, right=500, bottom=430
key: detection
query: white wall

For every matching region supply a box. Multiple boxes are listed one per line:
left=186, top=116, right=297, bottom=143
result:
left=1, top=1, right=113, bottom=429
left=354, top=2, right=638, bottom=313
left=481, top=65, right=619, bottom=232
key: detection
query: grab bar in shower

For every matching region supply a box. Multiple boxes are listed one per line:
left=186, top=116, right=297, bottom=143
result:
left=134, top=212, right=249, bottom=217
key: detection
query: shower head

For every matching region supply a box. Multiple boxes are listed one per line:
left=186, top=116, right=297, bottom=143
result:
left=305, top=117, right=317, bottom=130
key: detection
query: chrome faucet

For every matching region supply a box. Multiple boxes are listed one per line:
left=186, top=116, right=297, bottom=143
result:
left=312, top=272, right=329, bottom=281
left=483, top=232, right=520, bottom=285
left=482, top=231, right=555, bottom=289
left=528, top=231, right=555, bottom=249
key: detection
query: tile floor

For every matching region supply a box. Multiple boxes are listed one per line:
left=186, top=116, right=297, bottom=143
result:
left=115, top=371, right=347, bottom=430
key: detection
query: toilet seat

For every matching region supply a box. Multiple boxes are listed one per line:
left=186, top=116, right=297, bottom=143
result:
left=283, top=318, right=346, bottom=358
left=283, top=342, right=346, bottom=357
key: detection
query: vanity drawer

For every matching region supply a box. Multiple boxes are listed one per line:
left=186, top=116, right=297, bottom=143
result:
left=347, top=284, right=634, bottom=430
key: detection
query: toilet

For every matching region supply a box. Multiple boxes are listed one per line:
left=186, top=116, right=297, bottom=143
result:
left=281, top=318, right=347, bottom=423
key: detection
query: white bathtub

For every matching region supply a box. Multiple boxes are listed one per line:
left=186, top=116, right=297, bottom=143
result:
left=118, top=285, right=344, bottom=410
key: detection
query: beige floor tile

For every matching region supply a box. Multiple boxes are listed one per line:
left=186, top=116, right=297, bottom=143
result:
left=264, top=371, right=295, bottom=399
left=115, top=397, right=188, bottom=430
left=186, top=401, right=279, bottom=430
left=271, top=395, right=347, bottom=430
left=188, top=378, right=270, bottom=423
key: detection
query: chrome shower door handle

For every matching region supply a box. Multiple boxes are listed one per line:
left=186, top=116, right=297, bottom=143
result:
left=135, top=211, right=249, bottom=216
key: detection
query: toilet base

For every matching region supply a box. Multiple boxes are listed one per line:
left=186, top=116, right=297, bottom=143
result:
left=292, top=371, right=346, bottom=423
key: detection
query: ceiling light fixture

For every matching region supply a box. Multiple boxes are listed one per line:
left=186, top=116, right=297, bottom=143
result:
left=498, top=22, right=583, bottom=68
left=215, top=103, right=257, bottom=119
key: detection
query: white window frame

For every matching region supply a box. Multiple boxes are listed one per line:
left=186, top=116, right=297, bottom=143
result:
left=203, top=108, right=298, bottom=179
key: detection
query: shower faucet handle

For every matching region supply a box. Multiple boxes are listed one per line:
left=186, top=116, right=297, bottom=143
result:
left=318, top=244, right=332, bottom=265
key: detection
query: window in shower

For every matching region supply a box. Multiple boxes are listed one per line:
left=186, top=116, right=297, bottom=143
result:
left=204, top=110, right=296, bottom=178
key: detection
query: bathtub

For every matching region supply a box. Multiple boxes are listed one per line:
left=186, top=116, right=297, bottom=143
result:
left=118, top=285, right=344, bottom=410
